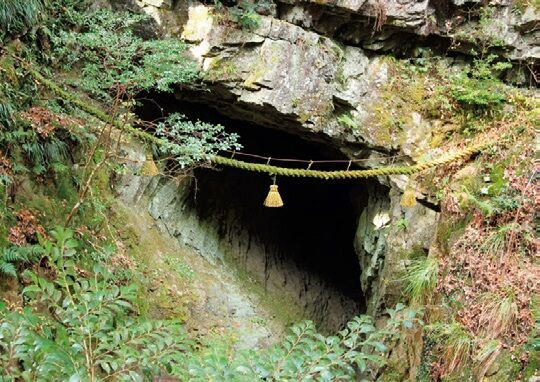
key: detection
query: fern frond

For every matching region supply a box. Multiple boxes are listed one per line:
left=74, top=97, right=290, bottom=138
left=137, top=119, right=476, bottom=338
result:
left=0, top=261, right=17, bottom=277
left=2, top=247, right=27, bottom=262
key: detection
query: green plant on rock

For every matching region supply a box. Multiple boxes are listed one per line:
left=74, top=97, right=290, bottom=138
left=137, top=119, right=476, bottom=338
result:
left=450, top=54, right=511, bottom=118
left=395, top=217, right=409, bottom=230
left=337, top=113, right=357, bottom=130
left=402, top=255, right=439, bottom=304
left=52, top=9, right=199, bottom=101
left=229, top=1, right=261, bottom=31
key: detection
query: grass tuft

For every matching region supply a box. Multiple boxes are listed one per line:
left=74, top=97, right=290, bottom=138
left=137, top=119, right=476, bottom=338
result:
left=432, top=322, right=474, bottom=376
left=478, top=291, right=518, bottom=338
left=403, top=256, right=439, bottom=304
left=0, top=0, right=44, bottom=37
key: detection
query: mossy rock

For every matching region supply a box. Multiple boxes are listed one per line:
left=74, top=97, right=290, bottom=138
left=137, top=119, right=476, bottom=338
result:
left=484, top=350, right=524, bottom=382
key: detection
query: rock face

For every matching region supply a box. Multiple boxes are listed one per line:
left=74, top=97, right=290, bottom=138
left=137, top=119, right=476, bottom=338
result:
left=116, top=0, right=447, bottom=322
left=117, top=0, right=534, bottom=331
left=116, top=143, right=365, bottom=332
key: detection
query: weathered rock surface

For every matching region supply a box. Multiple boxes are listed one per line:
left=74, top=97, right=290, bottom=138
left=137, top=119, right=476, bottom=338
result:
left=116, top=143, right=363, bottom=332
left=115, top=0, right=458, bottom=322
left=115, top=142, right=282, bottom=349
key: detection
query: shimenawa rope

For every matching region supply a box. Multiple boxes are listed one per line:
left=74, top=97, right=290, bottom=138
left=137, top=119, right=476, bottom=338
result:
left=25, top=65, right=494, bottom=206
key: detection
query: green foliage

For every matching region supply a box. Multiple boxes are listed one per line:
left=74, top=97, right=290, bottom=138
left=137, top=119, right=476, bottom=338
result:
left=462, top=186, right=521, bottom=218
left=395, top=217, right=409, bottom=230
left=337, top=113, right=357, bottom=130
left=0, top=102, right=15, bottom=129
left=179, top=303, right=420, bottom=381
left=402, top=256, right=439, bottom=304
left=0, top=0, right=44, bottom=40
left=163, top=254, right=194, bottom=281
left=52, top=9, right=199, bottom=101
left=229, top=2, right=261, bottom=31
left=0, top=228, right=188, bottom=380
left=22, top=136, right=70, bottom=175
left=450, top=55, right=511, bottom=114
left=156, top=113, right=241, bottom=168
left=0, top=245, right=43, bottom=277
left=0, top=226, right=421, bottom=381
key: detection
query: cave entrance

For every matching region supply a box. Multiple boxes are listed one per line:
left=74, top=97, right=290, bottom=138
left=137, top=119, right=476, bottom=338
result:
left=137, top=95, right=370, bottom=331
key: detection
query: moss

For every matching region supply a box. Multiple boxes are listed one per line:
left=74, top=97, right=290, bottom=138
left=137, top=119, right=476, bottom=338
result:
left=109, top=202, right=196, bottom=320
left=296, top=110, right=311, bottom=124
left=0, top=55, right=18, bottom=86
left=436, top=215, right=471, bottom=253
left=484, top=350, right=523, bottom=381
left=205, top=59, right=239, bottom=83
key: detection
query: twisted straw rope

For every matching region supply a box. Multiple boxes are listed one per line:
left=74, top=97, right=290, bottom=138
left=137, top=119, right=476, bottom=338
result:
left=28, top=66, right=493, bottom=180
left=212, top=140, right=491, bottom=179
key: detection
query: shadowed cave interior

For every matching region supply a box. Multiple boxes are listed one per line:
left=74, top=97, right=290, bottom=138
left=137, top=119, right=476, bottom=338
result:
left=136, top=94, right=385, bottom=331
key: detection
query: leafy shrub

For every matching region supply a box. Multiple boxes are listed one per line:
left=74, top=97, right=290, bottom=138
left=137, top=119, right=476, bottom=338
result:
left=52, top=9, right=199, bottom=101
left=230, top=3, right=261, bottom=31
left=0, top=228, right=188, bottom=380
left=179, top=303, right=420, bottom=381
left=156, top=113, right=241, bottom=168
left=450, top=55, right=511, bottom=113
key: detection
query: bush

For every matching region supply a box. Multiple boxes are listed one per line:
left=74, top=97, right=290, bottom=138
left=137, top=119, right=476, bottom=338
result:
left=52, top=9, right=199, bottom=101
left=0, top=228, right=188, bottom=380
left=0, top=227, right=420, bottom=381
left=450, top=55, right=511, bottom=113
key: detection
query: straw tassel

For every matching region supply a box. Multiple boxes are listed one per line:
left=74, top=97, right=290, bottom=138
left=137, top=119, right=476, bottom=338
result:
left=139, top=153, right=159, bottom=177
left=400, top=186, right=417, bottom=207
left=264, top=176, right=283, bottom=207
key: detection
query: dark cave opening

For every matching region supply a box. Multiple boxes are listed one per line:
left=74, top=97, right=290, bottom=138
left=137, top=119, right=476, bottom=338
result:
left=136, top=94, right=373, bottom=330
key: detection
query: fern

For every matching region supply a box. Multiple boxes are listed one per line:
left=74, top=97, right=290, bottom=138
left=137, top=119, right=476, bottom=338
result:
left=22, top=137, right=70, bottom=173
left=0, top=245, right=43, bottom=277
left=0, top=261, right=17, bottom=277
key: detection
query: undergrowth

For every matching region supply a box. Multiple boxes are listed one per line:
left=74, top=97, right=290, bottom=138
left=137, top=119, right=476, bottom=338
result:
left=0, top=0, right=537, bottom=380
left=0, top=1, right=422, bottom=380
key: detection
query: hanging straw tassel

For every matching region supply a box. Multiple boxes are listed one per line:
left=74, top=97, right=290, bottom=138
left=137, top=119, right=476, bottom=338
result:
left=400, top=186, right=417, bottom=207
left=264, top=176, right=283, bottom=207
left=139, top=153, right=159, bottom=177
